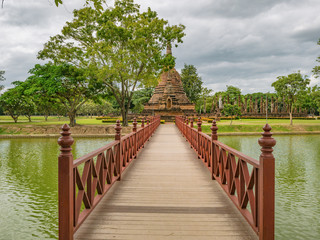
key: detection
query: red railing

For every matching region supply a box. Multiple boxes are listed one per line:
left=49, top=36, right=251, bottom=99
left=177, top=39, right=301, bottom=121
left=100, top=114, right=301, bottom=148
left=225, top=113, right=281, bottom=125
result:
left=176, top=116, right=276, bottom=240
left=58, top=116, right=161, bottom=240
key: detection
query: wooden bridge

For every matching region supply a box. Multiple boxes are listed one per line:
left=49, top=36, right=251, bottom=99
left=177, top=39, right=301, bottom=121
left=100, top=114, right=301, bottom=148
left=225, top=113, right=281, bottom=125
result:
left=58, top=116, right=276, bottom=240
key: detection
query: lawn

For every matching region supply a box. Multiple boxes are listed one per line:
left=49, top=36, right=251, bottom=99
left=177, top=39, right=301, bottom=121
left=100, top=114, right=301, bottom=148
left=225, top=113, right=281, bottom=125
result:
left=199, top=118, right=320, bottom=133
left=0, top=116, right=116, bottom=125
left=1, top=115, right=320, bottom=134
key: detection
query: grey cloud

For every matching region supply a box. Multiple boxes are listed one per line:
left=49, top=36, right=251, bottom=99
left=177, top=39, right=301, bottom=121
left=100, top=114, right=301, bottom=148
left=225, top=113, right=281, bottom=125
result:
left=1, top=0, right=320, bottom=94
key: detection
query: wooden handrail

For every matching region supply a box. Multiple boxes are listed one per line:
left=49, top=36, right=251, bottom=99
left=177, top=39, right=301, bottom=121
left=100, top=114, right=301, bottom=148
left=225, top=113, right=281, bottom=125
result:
left=175, top=116, right=276, bottom=240
left=58, top=116, right=161, bottom=240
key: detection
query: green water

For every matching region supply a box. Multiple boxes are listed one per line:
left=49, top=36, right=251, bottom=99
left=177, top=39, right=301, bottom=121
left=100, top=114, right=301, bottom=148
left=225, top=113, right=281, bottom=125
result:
left=0, top=136, right=319, bottom=239
left=219, top=135, right=320, bottom=240
left=0, top=138, right=112, bottom=240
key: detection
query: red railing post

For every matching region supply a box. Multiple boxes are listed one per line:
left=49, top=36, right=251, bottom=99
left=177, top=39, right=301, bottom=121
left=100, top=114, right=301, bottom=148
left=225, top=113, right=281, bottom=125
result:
left=186, top=117, right=189, bottom=142
left=197, top=117, right=202, bottom=155
left=115, top=120, right=122, bottom=180
left=141, top=117, right=145, bottom=148
left=258, top=124, right=276, bottom=240
left=58, top=124, right=74, bottom=240
left=210, top=120, right=218, bottom=180
left=190, top=117, right=194, bottom=148
left=133, top=117, right=137, bottom=158
left=147, top=118, right=150, bottom=140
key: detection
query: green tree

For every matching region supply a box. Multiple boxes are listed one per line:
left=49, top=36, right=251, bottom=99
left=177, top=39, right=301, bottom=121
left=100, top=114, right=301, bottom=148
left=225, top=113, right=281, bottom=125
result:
left=0, top=87, right=24, bottom=122
left=223, top=85, right=241, bottom=104
left=79, top=99, right=114, bottom=117
left=27, top=63, right=101, bottom=126
left=38, top=0, right=185, bottom=126
left=0, top=70, right=5, bottom=91
left=180, top=64, right=203, bottom=103
left=222, top=104, right=241, bottom=125
left=272, top=72, right=310, bottom=125
left=131, top=87, right=154, bottom=114
left=12, top=81, right=37, bottom=122
left=312, top=39, right=320, bottom=78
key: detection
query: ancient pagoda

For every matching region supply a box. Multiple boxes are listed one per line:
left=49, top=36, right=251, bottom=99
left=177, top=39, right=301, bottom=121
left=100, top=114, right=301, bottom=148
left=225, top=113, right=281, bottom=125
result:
left=143, top=46, right=196, bottom=120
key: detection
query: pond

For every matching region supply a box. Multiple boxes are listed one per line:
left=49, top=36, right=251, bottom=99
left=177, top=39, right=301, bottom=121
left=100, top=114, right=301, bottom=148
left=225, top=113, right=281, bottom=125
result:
left=0, top=135, right=319, bottom=239
left=219, top=134, right=320, bottom=240
left=0, top=137, right=113, bottom=240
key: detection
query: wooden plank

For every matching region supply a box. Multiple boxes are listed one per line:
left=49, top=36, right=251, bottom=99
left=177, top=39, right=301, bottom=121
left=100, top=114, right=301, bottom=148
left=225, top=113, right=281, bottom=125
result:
left=75, top=124, right=258, bottom=240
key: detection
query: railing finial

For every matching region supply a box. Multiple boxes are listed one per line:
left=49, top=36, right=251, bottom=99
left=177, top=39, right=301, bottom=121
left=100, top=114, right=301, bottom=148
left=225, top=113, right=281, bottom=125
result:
left=115, top=120, right=122, bottom=140
left=133, top=117, right=137, bottom=132
left=58, top=124, right=74, bottom=157
left=190, top=117, right=193, bottom=128
left=210, top=120, right=218, bottom=140
left=141, top=117, right=145, bottom=127
left=197, top=117, right=202, bottom=132
left=258, top=123, right=276, bottom=159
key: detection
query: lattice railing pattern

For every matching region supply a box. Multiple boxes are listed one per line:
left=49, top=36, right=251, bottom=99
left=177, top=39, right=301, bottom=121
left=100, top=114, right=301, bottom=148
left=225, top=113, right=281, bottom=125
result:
left=58, top=116, right=161, bottom=239
left=175, top=116, right=276, bottom=240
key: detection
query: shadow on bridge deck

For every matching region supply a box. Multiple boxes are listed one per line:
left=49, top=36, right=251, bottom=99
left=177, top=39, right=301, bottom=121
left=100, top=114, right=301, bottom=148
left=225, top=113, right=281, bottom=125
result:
left=75, top=124, right=258, bottom=240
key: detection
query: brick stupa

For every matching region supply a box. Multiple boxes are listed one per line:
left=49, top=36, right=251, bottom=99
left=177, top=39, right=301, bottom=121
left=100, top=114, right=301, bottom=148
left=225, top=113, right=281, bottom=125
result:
left=143, top=46, right=196, bottom=121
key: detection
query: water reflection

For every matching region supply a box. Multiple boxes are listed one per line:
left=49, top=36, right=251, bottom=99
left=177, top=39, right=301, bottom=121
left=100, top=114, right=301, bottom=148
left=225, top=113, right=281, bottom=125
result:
left=1, top=135, right=319, bottom=239
left=219, top=135, right=320, bottom=240
left=0, top=137, right=112, bottom=240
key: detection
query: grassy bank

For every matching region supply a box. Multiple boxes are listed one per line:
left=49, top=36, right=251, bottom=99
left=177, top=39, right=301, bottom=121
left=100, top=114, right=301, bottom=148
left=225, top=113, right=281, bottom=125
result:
left=1, top=116, right=320, bottom=135
left=0, top=116, right=116, bottom=126
left=199, top=118, right=320, bottom=134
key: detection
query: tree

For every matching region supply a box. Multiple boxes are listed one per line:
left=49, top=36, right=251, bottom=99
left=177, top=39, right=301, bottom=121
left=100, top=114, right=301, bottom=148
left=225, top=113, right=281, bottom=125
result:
left=0, top=70, right=5, bottom=91
left=196, top=87, right=212, bottom=114
left=180, top=64, right=203, bottom=103
left=272, top=72, right=310, bottom=125
left=79, top=99, right=114, bottom=117
left=38, top=0, right=185, bottom=126
left=27, top=63, right=101, bottom=126
left=0, top=87, right=24, bottom=122
left=223, top=85, right=241, bottom=104
left=131, top=87, right=154, bottom=114
left=222, top=104, right=241, bottom=125
left=313, top=39, right=320, bottom=78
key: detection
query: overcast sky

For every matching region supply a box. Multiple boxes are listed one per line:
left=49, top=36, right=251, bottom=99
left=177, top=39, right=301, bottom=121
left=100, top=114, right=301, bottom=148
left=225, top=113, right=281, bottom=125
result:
left=1, top=0, right=320, bottom=93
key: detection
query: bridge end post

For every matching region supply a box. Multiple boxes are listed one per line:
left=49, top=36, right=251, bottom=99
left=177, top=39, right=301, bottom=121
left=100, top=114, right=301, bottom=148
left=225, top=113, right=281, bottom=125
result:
left=190, top=117, right=194, bottom=148
left=115, top=120, right=122, bottom=180
left=258, top=124, right=276, bottom=240
left=210, top=120, right=218, bottom=180
left=57, top=124, right=74, bottom=240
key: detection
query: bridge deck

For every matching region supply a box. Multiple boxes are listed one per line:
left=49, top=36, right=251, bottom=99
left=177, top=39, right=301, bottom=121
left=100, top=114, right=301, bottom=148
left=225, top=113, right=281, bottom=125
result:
left=75, top=124, right=258, bottom=240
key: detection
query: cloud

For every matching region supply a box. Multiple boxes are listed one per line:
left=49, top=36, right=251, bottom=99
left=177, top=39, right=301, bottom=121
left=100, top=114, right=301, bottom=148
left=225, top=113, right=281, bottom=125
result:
left=1, top=0, right=320, bottom=94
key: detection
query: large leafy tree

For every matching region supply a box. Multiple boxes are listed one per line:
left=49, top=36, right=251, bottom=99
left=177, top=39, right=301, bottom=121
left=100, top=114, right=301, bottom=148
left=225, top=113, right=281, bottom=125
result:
left=312, top=39, right=320, bottom=78
left=223, top=85, right=241, bottom=104
left=272, top=72, right=310, bottom=125
left=180, top=64, right=203, bottom=103
left=222, top=104, right=241, bottom=125
left=38, top=0, right=185, bottom=126
left=0, top=86, right=24, bottom=123
left=27, top=63, right=101, bottom=126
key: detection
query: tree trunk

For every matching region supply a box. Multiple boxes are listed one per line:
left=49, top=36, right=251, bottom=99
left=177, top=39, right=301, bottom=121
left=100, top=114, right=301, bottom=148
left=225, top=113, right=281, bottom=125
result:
left=289, top=112, right=293, bottom=125
left=230, top=117, right=233, bottom=125
left=69, top=111, right=76, bottom=127
left=121, top=106, right=129, bottom=127
left=203, top=98, right=206, bottom=114
left=44, top=114, right=48, bottom=121
left=27, top=115, right=32, bottom=122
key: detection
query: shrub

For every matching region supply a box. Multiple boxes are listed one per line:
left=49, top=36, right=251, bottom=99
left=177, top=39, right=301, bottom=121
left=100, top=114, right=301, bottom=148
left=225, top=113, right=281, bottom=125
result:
left=160, top=120, right=165, bottom=124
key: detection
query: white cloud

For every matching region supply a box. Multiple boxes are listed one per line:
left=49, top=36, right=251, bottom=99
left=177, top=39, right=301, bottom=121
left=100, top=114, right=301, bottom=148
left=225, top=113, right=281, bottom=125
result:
left=0, top=0, right=320, bottom=94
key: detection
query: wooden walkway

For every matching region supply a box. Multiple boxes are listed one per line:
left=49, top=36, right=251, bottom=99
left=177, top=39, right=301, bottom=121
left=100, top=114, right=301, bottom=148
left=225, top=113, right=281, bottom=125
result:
left=75, top=124, right=258, bottom=240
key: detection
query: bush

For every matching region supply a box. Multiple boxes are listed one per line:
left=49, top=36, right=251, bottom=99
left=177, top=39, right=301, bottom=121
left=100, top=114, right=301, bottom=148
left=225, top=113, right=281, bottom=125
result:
left=160, top=120, right=165, bottom=124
